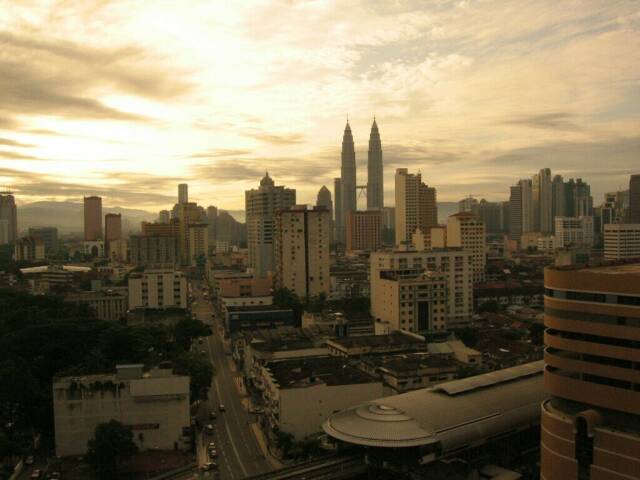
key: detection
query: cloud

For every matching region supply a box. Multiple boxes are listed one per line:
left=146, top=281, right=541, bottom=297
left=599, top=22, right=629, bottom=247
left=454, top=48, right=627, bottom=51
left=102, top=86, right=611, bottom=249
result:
left=0, top=150, right=40, bottom=160
left=189, top=148, right=253, bottom=159
left=503, top=112, right=583, bottom=131
left=245, top=131, right=305, bottom=145
left=0, top=138, right=34, bottom=148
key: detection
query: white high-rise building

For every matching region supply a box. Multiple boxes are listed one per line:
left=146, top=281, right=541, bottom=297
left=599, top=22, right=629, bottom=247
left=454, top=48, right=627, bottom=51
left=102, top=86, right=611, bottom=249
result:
left=178, top=183, right=188, bottom=204
left=245, top=173, right=296, bottom=278
left=604, top=224, right=640, bottom=260
left=371, top=244, right=473, bottom=328
left=339, top=122, right=356, bottom=234
left=275, top=205, right=330, bottom=298
left=554, top=216, right=594, bottom=249
left=394, top=168, right=437, bottom=246
left=446, top=212, right=486, bottom=283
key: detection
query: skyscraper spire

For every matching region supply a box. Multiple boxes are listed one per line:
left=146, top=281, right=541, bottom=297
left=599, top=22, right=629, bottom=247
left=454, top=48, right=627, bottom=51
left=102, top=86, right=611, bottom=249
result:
left=367, top=117, right=383, bottom=210
left=339, top=121, right=356, bottom=244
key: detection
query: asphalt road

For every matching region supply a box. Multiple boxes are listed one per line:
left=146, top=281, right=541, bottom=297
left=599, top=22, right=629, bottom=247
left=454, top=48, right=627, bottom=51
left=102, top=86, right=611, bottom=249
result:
left=190, top=281, right=272, bottom=480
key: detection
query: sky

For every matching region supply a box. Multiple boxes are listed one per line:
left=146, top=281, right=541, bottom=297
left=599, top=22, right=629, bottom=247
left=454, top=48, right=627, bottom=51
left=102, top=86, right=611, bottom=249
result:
left=1, top=0, right=639, bottom=213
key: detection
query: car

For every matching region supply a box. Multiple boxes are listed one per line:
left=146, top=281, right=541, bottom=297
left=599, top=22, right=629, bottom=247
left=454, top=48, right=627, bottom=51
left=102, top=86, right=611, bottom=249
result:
left=25, top=456, right=34, bottom=465
left=218, top=404, right=225, bottom=412
left=30, top=470, right=41, bottom=479
left=206, top=424, right=214, bottom=434
left=249, top=407, right=264, bottom=414
left=46, top=473, right=61, bottom=480
left=209, top=411, right=217, bottom=420
left=208, top=449, right=218, bottom=458
left=208, top=441, right=216, bottom=449
left=201, top=462, right=214, bottom=471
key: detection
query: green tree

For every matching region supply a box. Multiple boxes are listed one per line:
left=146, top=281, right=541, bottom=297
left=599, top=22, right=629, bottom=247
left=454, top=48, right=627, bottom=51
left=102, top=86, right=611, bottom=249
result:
left=172, top=318, right=211, bottom=351
left=173, top=352, right=213, bottom=401
left=86, top=420, right=138, bottom=479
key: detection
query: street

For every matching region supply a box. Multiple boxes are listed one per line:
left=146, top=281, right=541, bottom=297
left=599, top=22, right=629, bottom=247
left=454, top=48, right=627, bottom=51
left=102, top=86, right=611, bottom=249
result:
left=190, top=281, right=272, bottom=479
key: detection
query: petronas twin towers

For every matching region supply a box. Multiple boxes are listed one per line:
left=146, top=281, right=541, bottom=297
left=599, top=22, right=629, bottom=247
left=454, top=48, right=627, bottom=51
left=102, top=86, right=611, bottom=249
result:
left=334, top=118, right=383, bottom=242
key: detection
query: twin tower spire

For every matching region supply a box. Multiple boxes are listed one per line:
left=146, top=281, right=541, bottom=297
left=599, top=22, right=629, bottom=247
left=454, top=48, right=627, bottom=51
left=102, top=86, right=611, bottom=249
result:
left=335, top=118, right=383, bottom=242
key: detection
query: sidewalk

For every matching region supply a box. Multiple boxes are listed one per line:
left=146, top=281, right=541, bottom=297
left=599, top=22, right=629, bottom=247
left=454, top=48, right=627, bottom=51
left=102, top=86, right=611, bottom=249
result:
left=249, top=423, right=284, bottom=470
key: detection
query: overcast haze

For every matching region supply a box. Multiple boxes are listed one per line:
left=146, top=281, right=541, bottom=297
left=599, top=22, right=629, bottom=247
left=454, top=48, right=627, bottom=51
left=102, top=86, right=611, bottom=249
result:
left=1, top=0, right=639, bottom=211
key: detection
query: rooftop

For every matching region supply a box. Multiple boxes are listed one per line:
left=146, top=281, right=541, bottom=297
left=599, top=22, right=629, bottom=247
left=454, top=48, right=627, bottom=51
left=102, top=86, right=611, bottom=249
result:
left=226, top=305, right=293, bottom=313
left=362, top=353, right=458, bottom=374
left=327, top=331, right=424, bottom=349
left=323, top=360, right=545, bottom=449
left=265, top=356, right=378, bottom=388
left=248, top=325, right=334, bottom=352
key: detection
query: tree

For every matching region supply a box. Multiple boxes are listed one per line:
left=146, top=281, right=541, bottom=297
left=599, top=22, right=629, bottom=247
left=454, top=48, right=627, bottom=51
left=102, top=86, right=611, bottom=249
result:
left=173, top=318, right=211, bottom=351
left=86, top=420, right=138, bottom=479
left=173, top=352, right=213, bottom=401
left=479, top=300, right=500, bottom=313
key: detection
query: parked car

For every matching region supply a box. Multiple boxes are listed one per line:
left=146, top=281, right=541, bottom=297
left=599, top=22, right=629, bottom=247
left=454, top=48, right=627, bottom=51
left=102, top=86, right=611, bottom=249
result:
left=249, top=407, right=264, bottom=414
left=208, top=442, right=216, bottom=449
left=30, top=470, right=41, bottom=479
left=206, top=424, right=214, bottom=434
left=201, top=463, right=214, bottom=471
left=209, top=411, right=217, bottom=420
left=218, top=404, right=225, bottom=412
left=25, top=456, right=34, bottom=465
left=208, top=449, right=218, bottom=458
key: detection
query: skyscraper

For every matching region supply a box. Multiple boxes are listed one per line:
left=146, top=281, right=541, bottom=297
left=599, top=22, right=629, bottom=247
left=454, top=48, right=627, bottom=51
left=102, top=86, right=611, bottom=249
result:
left=446, top=212, right=486, bottom=283
left=629, top=173, right=640, bottom=223
left=541, top=263, right=640, bottom=480
left=104, top=213, right=122, bottom=253
left=83, top=196, right=102, bottom=241
left=0, top=191, right=17, bottom=244
left=366, top=118, right=383, bottom=210
left=346, top=210, right=382, bottom=253
left=245, top=173, right=296, bottom=277
left=532, top=172, right=541, bottom=232
left=177, top=202, right=202, bottom=265
left=519, top=179, right=534, bottom=233
left=538, top=168, right=553, bottom=233
left=394, top=168, right=437, bottom=245
left=178, top=183, right=188, bottom=204
left=551, top=174, right=565, bottom=231
left=509, top=184, right=522, bottom=240
left=340, top=122, right=356, bottom=232
left=572, top=178, right=593, bottom=217
left=333, top=178, right=343, bottom=244
left=316, top=186, right=333, bottom=245
left=275, top=205, right=330, bottom=298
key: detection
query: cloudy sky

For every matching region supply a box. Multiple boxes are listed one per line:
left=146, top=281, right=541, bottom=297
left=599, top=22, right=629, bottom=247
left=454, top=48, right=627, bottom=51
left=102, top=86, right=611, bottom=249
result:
left=1, top=0, right=639, bottom=212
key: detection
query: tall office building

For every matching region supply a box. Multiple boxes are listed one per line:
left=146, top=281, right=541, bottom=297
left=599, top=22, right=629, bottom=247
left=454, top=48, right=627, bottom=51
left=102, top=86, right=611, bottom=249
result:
left=541, top=263, right=640, bottom=480
left=0, top=192, right=17, bottom=245
left=176, top=202, right=202, bottom=265
left=104, top=213, right=122, bottom=253
left=394, top=168, right=437, bottom=245
left=509, top=184, right=522, bottom=240
left=519, top=179, right=534, bottom=233
left=275, top=205, right=330, bottom=298
left=629, top=174, right=640, bottom=223
left=446, top=212, right=486, bottom=283
left=178, top=183, right=188, bottom=204
left=130, top=235, right=178, bottom=267
left=188, top=223, right=209, bottom=265
left=28, top=227, right=58, bottom=253
left=246, top=173, right=296, bottom=277
left=333, top=178, right=343, bottom=244
left=572, top=178, right=593, bottom=217
left=340, top=122, right=357, bottom=232
left=604, top=224, right=640, bottom=260
left=458, top=196, right=479, bottom=216
left=206, top=206, right=218, bottom=249
left=552, top=174, right=566, bottom=221
left=346, top=210, right=382, bottom=253
left=478, top=200, right=501, bottom=234
left=554, top=216, right=594, bottom=249
left=83, top=196, right=102, bottom=241
left=538, top=168, right=553, bottom=234
left=366, top=118, right=383, bottom=210
left=532, top=172, right=541, bottom=232
left=371, top=245, right=473, bottom=328
left=14, top=236, right=46, bottom=262
left=316, top=186, right=333, bottom=246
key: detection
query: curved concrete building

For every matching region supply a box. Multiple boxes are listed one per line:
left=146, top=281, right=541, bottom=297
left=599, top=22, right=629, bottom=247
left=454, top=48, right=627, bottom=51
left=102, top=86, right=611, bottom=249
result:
left=324, top=361, right=545, bottom=464
left=542, top=263, right=640, bottom=480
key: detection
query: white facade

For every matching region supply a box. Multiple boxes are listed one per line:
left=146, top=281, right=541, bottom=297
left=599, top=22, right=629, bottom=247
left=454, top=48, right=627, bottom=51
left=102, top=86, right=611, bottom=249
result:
left=53, top=365, right=190, bottom=457
left=537, top=236, right=556, bottom=253
left=554, top=216, right=594, bottom=249
left=371, top=245, right=473, bottom=327
left=221, top=295, right=273, bottom=310
left=446, top=212, right=486, bottom=283
left=128, top=269, right=188, bottom=310
left=604, top=224, right=640, bottom=260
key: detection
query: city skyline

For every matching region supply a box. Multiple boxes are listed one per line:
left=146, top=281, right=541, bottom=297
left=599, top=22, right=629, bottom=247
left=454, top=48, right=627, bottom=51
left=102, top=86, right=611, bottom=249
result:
left=1, top=1, right=639, bottom=211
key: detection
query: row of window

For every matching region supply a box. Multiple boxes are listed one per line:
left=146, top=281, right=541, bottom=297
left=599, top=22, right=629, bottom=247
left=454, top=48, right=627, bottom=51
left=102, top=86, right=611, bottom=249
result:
left=545, top=288, right=640, bottom=306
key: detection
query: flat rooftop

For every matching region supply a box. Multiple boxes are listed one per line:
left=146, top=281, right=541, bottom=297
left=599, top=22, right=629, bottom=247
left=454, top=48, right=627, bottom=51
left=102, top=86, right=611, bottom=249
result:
left=328, top=331, right=424, bottom=349
left=226, top=305, right=293, bottom=313
left=248, top=325, right=334, bottom=352
left=265, top=356, right=378, bottom=388
left=362, top=353, right=458, bottom=373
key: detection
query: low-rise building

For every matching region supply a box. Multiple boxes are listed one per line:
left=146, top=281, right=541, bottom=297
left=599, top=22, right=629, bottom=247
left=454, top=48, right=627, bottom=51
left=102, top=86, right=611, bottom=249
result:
left=128, top=269, right=188, bottom=310
left=260, top=357, right=383, bottom=440
left=53, top=364, right=190, bottom=457
left=224, top=305, right=295, bottom=334
left=326, top=331, right=426, bottom=358
left=65, top=287, right=128, bottom=321
left=358, top=353, right=458, bottom=393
